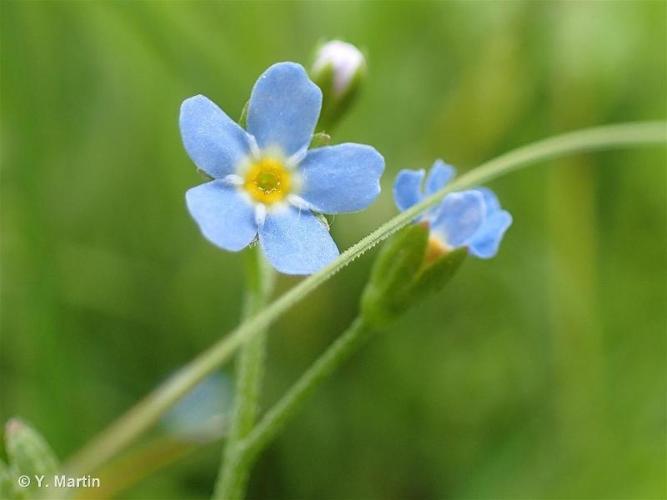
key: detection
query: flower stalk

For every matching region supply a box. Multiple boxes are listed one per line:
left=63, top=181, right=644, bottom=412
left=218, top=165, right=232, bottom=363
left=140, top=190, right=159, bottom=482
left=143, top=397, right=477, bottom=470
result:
left=213, top=245, right=274, bottom=500
left=239, top=317, right=373, bottom=466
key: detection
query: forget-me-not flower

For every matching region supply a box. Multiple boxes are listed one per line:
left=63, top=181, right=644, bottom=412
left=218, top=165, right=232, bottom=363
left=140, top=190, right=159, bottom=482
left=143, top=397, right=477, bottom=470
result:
left=180, top=62, right=384, bottom=275
left=312, top=40, right=366, bottom=98
left=393, top=160, right=512, bottom=259
left=162, top=373, right=231, bottom=440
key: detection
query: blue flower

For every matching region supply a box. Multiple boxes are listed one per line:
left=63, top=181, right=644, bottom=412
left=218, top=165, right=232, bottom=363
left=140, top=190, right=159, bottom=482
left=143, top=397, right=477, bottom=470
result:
left=393, top=160, right=512, bottom=259
left=180, top=62, right=384, bottom=275
left=162, top=373, right=232, bottom=440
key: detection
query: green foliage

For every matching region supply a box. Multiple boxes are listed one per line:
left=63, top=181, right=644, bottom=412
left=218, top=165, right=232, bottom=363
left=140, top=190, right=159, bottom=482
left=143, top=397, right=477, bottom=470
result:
left=1, top=458, right=16, bottom=500
left=362, top=224, right=466, bottom=326
left=3, top=419, right=59, bottom=499
left=5, top=420, right=59, bottom=479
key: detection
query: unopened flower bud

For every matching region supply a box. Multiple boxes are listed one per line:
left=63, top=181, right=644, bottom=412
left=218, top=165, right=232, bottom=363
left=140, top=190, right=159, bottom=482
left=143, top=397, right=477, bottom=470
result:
left=311, top=40, right=366, bottom=129
left=4, top=418, right=59, bottom=496
left=313, top=40, right=365, bottom=98
left=361, top=225, right=466, bottom=328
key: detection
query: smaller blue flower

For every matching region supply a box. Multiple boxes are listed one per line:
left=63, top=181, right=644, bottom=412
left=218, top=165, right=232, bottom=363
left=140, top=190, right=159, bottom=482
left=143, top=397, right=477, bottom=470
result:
left=162, top=373, right=232, bottom=440
left=393, top=160, right=512, bottom=258
left=180, top=62, right=384, bottom=275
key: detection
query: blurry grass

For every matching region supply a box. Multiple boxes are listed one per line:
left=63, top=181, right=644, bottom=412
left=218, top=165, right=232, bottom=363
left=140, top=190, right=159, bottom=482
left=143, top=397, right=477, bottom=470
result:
left=1, top=1, right=666, bottom=499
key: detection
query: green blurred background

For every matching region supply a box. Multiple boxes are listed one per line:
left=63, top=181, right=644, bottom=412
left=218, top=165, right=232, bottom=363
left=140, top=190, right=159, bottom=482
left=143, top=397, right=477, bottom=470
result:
left=2, top=1, right=666, bottom=499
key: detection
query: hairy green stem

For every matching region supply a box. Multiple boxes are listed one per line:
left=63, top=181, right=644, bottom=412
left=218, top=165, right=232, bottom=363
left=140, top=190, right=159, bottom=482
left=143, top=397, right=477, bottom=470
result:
left=64, top=121, right=667, bottom=475
left=213, top=247, right=273, bottom=500
left=240, top=317, right=373, bottom=464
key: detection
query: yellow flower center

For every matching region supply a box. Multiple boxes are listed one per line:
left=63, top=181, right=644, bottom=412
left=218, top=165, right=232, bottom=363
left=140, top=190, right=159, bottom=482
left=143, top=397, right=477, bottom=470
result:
left=424, top=235, right=450, bottom=265
left=419, top=221, right=451, bottom=266
left=243, top=158, right=292, bottom=204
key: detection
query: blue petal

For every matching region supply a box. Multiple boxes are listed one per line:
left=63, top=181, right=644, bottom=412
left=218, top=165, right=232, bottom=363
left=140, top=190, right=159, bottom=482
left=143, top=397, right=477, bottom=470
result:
left=298, top=144, right=384, bottom=214
left=393, top=169, right=425, bottom=212
left=425, top=160, right=456, bottom=195
left=431, top=191, right=485, bottom=247
left=247, top=62, right=322, bottom=157
left=469, top=210, right=512, bottom=259
left=476, top=187, right=501, bottom=213
left=180, top=95, right=251, bottom=179
left=259, top=206, right=339, bottom=275
left=186, top=181, right=257, bottom=251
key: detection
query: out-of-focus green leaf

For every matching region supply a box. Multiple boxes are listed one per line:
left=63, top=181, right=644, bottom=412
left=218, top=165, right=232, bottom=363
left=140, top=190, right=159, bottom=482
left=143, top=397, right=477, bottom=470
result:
left=5, top=419, right=59, bottom=498
left=0, top=458, right=17, bottom=500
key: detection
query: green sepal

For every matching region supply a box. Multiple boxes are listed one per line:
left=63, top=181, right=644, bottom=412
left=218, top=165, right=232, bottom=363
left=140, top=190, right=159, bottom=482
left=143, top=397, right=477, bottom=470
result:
left=314, top=213, right=331, bottom=231
left=5, top=419, right=59, bottom=496
left=311, top=61, right=365, bottom=132
left=311, top=63, right=335, bottom=129
left=238, top=100, right=249, bottom=128
left=361, top=225, right=466, bottom=328
left=309, top=132, right=332, bottom=149
left=361, top=224, right=429, bottom=326
left=0, top=458, right=17, bottom=500
left=412, top=246, right=467, bottom=299
left=323, top=66, right=364, bottom=129
left=196, top=168, right=214, bottom=181
left=311, top=62, right=335, bottom=99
